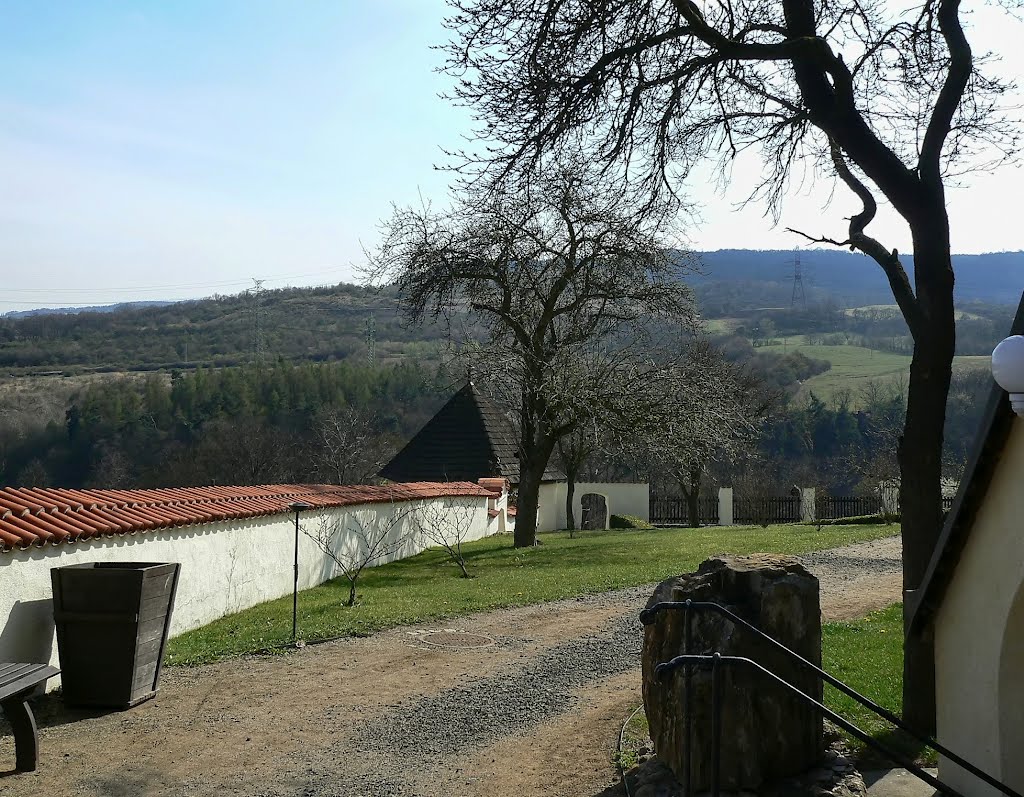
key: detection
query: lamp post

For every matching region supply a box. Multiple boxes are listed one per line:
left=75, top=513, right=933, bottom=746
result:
left=992, top=335, right=1024, bottom=416
left=288, top=501, right=314, bottom=643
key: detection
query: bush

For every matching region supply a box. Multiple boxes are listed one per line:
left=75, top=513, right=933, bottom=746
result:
left=609, top=514, right=655, bottom=529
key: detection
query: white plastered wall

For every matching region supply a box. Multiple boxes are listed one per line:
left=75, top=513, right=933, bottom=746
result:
left=934, top=416, right=1024, bottom=797
left=0, top=495, right=490, bottom=688
left=535, top=481, right=649, bottom=531
left=537, top=481, right=566, bottom=532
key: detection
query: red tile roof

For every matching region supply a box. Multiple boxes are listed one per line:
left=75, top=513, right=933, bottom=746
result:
left=0, top=482, right=493, bottom=552
left=477, top=477, right=508, bottom=497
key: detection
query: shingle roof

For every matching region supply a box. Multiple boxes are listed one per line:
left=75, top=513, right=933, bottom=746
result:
left=0, top=482, right=492, bottom=553
left=908, top=290, right=1024, bottom=633
left=379, top=382, right=564, bottom=485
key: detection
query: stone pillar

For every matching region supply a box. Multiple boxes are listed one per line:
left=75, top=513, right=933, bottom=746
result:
left=799, top=487, right=816, bottom=523
left=642, top=554, right=823, bottom=791
left=717, top=487, right=733, bottom=526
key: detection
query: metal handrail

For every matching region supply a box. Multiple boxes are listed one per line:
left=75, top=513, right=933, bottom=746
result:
left=641, top=599, right=1022, bottom=797
left=655, top=653, right=963, bottom=797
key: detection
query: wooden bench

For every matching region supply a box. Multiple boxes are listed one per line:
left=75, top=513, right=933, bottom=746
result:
left=0, top=663, right=59, bottom=772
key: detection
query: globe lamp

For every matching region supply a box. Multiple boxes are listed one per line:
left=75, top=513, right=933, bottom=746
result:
left=992, top=335, right=1024, bottom=416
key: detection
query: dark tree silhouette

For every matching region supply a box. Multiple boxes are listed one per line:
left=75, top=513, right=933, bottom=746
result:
left=442, top=0, right=1018, bottom=733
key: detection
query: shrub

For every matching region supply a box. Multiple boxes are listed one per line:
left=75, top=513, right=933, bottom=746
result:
left=610, top=514, right=655, bottom=529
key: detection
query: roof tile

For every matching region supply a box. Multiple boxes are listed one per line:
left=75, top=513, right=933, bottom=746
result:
left=0, top=481, right=493, bottom=553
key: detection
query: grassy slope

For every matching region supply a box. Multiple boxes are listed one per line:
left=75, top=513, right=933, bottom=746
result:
left=760, top=339, right=988, bottom=404
left=166, top=523, right=897, bottom=666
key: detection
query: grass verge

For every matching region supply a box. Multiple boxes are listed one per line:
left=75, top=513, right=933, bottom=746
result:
left=822, top=602, right=935, bottom=765
left=166, top=522, right=895, bottom=666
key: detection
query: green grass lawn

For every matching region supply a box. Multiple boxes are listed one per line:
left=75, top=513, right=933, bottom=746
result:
left=166, top=523, right=897, bottom=666
left=822, top=603, right=935, bottom=764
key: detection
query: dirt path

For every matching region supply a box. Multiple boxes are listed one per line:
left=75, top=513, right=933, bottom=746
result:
left=0, top=535, right=903, bottom=797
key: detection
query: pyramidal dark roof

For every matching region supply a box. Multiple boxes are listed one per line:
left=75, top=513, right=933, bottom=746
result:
left=379, top=382, right=564, bottom=485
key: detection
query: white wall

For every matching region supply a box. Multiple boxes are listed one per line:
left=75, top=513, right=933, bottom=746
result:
left=536, top=481, right=649, bottom=531
left=0, top=495, right=490, bottom=688
left=934, top=416, right=1024, bottom=796
left=537, top=481, right=566, bottom=532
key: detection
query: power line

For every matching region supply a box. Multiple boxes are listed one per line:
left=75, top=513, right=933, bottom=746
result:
left=365, top=312, right=376, bottom=365
left=787, top=251, right=807, bottom=309
left=250, top=278, right=266, bottom=366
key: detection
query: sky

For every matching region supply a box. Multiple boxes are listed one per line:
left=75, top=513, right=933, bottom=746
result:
left=1, top=0, right=1022, bottom=313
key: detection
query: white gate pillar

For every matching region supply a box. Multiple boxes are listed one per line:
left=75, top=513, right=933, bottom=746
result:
left=718, top=487, right=733, bottom=526
left=799, top=488, right=816, bottom=523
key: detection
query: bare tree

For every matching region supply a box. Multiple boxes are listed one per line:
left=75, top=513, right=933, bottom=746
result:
left=441, top=0, right=1018, bottom=732
left=304, top=505, right=414, bottom=606
left=313, top=405, right=393, bottom=485
left=634, top=340, right=774, bottom=526
left=555, top=420, right=604, bottom=534
left=410, top=495, right=480, bottom=577
left=371, top=166, right=698, bottom=548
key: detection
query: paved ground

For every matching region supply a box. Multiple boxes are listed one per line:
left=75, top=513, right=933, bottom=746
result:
left=0, top=535, right=903, bottom=797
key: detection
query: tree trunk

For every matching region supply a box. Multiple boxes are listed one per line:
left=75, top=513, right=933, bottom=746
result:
left=686, top=468, right=701, bottom=528
left=566, top=468, right=577, bottom=531
left=514, top=456, right=548, bottom=547
left=513, top=389, right=558, bottom=548
left=899, top=223, right=956, bottom=737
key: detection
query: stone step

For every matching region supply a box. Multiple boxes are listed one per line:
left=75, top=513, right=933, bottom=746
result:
left=864, top=768, right=939, bottom=797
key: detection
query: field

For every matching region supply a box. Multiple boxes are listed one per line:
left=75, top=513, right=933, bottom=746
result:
left=760, top=338, right=989, bottom=404
left=844, top=304, right=986, bottom=321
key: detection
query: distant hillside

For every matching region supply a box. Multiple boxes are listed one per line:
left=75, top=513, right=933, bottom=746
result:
left=2, top=249, right=1020, bottom=374
left=694, top=249, right=1024, bottom=307
left=3, top=301, right=175, bottom=319
left=0, top=283, right=459, bottom=373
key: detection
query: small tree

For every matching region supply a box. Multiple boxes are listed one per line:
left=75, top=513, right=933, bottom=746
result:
left=555, top=419, right=604, bottom=535
left=410, top=495, right=479, bottom=577
left=304, top=505, right=414, bottom=606
left=313, top=405, right=393, bottom=486
left=635, top=341, right=775, bottom=527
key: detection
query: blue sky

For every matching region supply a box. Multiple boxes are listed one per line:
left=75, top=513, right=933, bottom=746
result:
left=1, top=1, right=1022, bottom=312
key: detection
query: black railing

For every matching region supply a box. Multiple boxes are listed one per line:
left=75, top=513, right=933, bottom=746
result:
left=640, top=600, right=1021, bottom=797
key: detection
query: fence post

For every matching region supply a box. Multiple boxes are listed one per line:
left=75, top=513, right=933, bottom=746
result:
left=799, top=488, right=816, bottom=523
left=718, top=487, right=733, bottom=526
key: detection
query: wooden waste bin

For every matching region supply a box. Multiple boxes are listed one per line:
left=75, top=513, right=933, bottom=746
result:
left=51, top=562, right=180, bottom=708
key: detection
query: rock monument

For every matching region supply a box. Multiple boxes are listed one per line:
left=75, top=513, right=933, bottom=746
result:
left=642, top=553, right=823, bottom=791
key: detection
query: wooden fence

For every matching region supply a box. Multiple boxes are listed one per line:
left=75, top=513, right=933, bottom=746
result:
left=649, top=496, right=718, bottom=526
left=733, top=496, right=801, bottom=525
left=649, top=492, right=955, bottom=526
left=819, top=495, right=883, bottom=520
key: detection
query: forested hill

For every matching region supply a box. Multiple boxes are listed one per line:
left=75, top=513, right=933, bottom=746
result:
left=694, top=249, right=1024, bottom=307
left=0, top=284, right=461, bottom=373
left=2, top=248, right=1021, bottom=373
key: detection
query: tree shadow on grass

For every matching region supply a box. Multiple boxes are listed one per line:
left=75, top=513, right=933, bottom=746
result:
left=857, top=727, right=935, bottom=768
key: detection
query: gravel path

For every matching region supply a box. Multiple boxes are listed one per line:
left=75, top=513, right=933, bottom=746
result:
left=2, top=534, right=903, bottom=797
